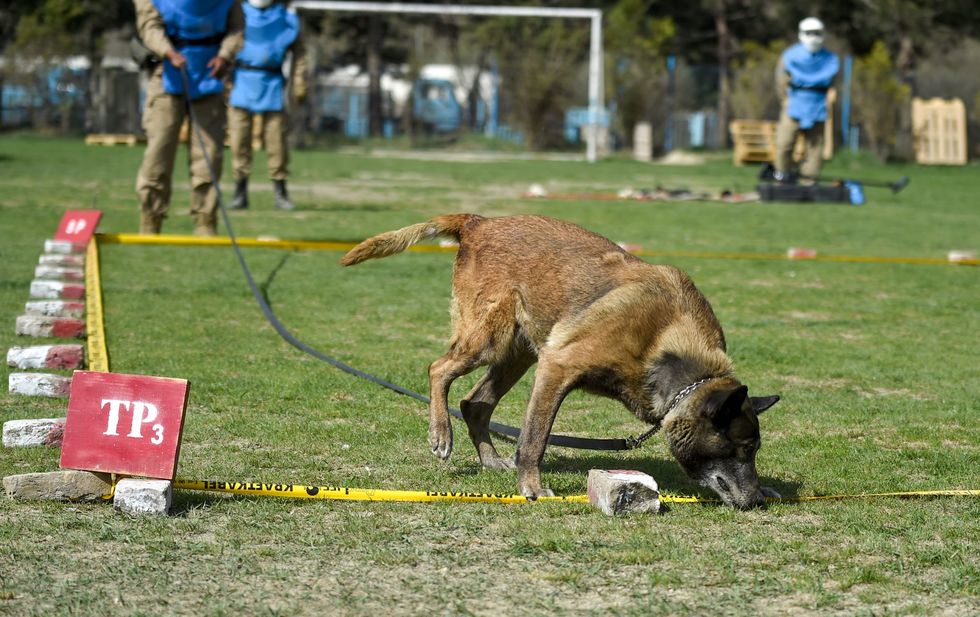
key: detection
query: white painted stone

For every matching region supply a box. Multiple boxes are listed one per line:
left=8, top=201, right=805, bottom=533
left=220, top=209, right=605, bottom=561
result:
left=113, top=479, right=172, bottom=516
left=34, top=265, right=85, bottom=281
left=8, top=372, right=72, bottom=398
left=24, top=300, right=86, bottom=319
left=44, top=239, right=84, bottom=254
left=7, top=344, right=84, bottom=369
left=587, top=469, right=661, bottom=516
left=7, top=346, right=51, bottom=368
left=30, top=280, right=85, bottom=300
left=39, top=253, right=85, bottom=267
left=3, top=418, right=65, bottom=447
left=15, top=315, right=85, bottom=338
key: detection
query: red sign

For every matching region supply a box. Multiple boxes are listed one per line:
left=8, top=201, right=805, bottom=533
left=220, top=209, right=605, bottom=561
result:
left=54, top=210, right=103, bottom=247
left=60, top=371, right=190, bottom=480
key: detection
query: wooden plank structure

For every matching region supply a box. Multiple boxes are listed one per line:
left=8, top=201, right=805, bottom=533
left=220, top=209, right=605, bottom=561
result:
left=84, top=133, right=142, bottom=146
left=912, top=97, right=968, bottom=165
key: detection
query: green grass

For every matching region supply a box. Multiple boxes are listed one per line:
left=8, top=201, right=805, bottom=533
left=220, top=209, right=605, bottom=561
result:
left=1, top=134, right=978, bottom=615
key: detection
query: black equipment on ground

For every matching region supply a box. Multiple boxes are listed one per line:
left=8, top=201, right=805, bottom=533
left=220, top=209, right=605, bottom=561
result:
left=758, top=163, right=910, bottom=194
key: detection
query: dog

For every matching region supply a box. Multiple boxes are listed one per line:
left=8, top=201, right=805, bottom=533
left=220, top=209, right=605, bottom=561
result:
left=341, top=214, right=780, bottom=509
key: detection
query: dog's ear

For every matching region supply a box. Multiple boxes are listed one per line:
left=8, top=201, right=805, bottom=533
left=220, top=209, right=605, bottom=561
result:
left=750, top=395, right=780, bottom=414
left=704, top=385, right=748, bottom=427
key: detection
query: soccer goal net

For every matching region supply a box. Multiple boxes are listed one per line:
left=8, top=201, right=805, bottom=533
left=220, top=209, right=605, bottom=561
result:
left=292, top=1, right=605, bottom=161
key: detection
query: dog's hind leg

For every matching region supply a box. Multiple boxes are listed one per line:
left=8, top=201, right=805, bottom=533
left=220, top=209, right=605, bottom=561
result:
left=428, top=294, right=518, bottom=462
left=460, top=349, right=536, bottom=470
left=427, top=351, right=481, bottom=461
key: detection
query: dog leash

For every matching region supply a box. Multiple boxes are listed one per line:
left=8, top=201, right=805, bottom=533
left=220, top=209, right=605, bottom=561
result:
left=177, top=67, right=631, bottom=451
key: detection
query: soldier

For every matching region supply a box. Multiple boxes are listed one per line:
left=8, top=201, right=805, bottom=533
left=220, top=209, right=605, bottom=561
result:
left=773, top=17, right=839, bottom=184
left=227, top=0, right=307, bottom=211
left=134, top=0, right=243, bottom=236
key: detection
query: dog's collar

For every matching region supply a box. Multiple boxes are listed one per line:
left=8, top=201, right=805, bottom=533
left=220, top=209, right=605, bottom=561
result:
left=665, top=377, right=715, bottom=415
left=628, top=377, right=718, bottom=449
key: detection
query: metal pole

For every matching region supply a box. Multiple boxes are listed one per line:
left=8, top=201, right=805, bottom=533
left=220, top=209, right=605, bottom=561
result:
left=585, top=13, right=603, bottom=163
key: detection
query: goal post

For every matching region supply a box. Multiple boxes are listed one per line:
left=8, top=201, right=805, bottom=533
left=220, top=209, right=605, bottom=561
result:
left=291, top=1, right=605, bottom=161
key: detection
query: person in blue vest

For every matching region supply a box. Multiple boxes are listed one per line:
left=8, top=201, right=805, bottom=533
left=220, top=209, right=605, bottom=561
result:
left=134, top=0, right=243, bottom=236
left=773, top=17, right=840, bottom=184
left=227, top=0, right=307, bottom=211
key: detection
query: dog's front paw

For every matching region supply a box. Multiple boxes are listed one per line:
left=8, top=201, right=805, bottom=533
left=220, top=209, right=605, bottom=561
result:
left=428, top=424, right=453, bottom=461
left=481, top=454, right=517, bottom=471
left=761, top=486, right=782, bottom=499
left=519, top=484, right=555, bottom=500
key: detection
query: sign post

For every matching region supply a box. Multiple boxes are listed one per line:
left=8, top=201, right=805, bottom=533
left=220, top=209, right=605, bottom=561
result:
left=54, top=210, right=103, bottom=249
left=59, top=371, right=190, bottom=480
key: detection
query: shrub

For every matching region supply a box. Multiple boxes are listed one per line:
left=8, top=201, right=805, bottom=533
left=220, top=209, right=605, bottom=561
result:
left=852, top=41, right=910, bottom=161
left=730, top=41, right=783, bottom=121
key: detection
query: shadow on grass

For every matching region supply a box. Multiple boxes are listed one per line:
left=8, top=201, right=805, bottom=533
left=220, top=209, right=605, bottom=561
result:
left=300, top=202, right=395, bottom=213
left=258, top=251, right=293, bottom=308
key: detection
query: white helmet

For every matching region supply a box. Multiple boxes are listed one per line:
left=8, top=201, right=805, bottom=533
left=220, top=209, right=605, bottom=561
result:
left=798, top=17, right=825, bottom=53
left=248, top=0, right=274, bottom=8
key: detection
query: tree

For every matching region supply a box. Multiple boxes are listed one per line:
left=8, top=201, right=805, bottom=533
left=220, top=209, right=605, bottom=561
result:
left=729, top=40, right=782, bottom=120
left=852, top=41, right=910, bottom=161
left=470, top=16, right=589, bottom=149
left=604, top=0, right=675, bottom=150
left=4, top=0, right=133, bottom=131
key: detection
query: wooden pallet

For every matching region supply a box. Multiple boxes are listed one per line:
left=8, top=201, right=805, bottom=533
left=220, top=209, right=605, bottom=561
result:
left=912, top=97, right=967, bottom=165
left=85, top=133, right=143, bottom=146
left=730, top=120, right=777, bottom=166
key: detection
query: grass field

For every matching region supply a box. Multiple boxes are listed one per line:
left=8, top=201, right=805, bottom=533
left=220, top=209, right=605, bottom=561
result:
left=1, top=134, right=978, bottom=615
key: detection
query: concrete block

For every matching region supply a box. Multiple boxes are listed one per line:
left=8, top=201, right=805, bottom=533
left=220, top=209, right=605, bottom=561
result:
left=8, top=373, right=72, bottom=398
left=3, top=418, right=65, bottom=447
left=587, top=469, right=661, bottom=516
left=24, top=300, right=86, bottom=319
left=39, top=254, right=85, bottom=267
left=15, top=315, right=85, bottom=338
left=948, top=250, right=976, bottom=264
left=3, top=470, right=112, bottom=502
left=7, top=345, right=84, bottom=369
left=113, top=479, right=172, bottom=516
left=633, top=122, right=653, bottom=162
left=34, top=265, right=85, bottom=281
left=44, top=239, right=84, bottom=254
left=29, top=280, right=85, bottom=300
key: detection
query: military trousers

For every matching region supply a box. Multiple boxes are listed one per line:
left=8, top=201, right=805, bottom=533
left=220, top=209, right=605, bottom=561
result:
left=774, top=108, right=825, bottom=183
left=136, top=72, right=226, bottom=229
left=228, top=106, right=289, bottom=181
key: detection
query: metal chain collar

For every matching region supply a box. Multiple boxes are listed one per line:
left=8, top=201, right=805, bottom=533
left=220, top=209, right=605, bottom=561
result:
left=626, top=377, right=715, bottom=449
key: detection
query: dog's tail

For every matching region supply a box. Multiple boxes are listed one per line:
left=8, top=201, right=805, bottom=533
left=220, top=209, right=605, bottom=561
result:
left=340, top=214, right=482, bottom=266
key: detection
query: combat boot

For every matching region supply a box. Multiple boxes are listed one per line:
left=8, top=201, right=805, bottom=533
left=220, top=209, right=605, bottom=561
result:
left=273, top=179, right=295, bottom=211
left=193, top=212, right=217, bottom=237
left=229, top=178, right=249, bottom=210
left=139, top=209, right=162, bottom=235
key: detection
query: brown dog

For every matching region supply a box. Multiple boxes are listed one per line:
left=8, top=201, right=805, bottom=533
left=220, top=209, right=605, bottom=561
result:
left=341, top=214, right=780, bottom=508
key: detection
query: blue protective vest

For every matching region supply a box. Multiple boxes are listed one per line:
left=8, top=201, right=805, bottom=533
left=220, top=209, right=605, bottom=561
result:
left=230, top=2, right=299, bottom=113
left=781, top=43, right=840, bottom=129
left=153, top=0, right=234, bottom=100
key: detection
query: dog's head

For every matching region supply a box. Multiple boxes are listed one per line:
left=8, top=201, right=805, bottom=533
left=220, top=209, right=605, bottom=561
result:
left=663, top=381, right=779, bottom=509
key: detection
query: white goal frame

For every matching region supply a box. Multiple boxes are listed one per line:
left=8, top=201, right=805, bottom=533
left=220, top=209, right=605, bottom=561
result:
left=291, top=1, right=604, bottom=162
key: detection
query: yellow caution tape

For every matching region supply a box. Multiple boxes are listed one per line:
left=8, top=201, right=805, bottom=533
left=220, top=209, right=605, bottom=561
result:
left=173, top=479, right=590, bottom=504
left=95, top=233, right=978, bottom=267
left=84, top=237, right=110, bottom=372
left=171, top=478, right=980, bottom=506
